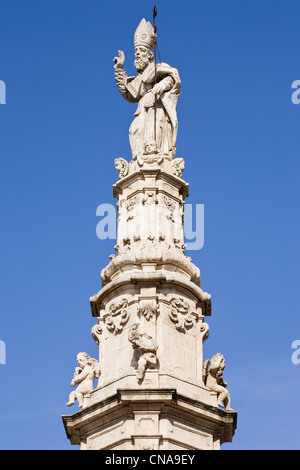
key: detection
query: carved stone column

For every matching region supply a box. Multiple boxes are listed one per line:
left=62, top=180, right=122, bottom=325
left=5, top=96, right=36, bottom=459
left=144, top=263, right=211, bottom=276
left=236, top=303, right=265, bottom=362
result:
left=62, top=16, right=237, bottom=450
left=62, top=159, right=237, bottom=449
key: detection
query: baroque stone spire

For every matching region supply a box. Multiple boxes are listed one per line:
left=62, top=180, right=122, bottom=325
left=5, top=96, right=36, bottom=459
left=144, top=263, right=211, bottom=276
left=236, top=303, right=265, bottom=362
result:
left=62, top=15, right=237, bottom=450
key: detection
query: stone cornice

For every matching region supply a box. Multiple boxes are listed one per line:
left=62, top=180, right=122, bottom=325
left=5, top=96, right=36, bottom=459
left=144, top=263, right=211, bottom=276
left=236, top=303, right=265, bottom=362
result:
left=113, top=167, right=189, bottom=199
left=90, top=271, right=211, bottom=317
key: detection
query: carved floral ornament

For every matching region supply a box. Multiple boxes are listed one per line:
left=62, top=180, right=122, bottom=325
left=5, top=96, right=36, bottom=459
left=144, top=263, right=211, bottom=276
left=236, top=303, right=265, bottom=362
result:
left=137, top=298, right=158, bottom=321
left=105, top=298, right=130, bottom=334
left=169, top=297, right=195, bottom=332
left=199, top=321, right=210, bottom=342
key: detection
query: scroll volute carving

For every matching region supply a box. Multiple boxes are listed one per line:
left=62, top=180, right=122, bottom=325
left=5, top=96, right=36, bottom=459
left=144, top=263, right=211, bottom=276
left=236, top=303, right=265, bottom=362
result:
left=169, top=297, right=195, bottom=332
left=91, top=317, right=102, bottom=345
left=199, top=321, right=210, bottom=343
left=105, top=298, right=129, bottom=334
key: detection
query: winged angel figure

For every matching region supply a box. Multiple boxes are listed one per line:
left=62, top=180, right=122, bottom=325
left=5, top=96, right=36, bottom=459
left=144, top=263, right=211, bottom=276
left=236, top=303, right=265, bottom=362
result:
left=66, top=352, right=101, bottom=408
left=202, top=353, right=233, bottom=411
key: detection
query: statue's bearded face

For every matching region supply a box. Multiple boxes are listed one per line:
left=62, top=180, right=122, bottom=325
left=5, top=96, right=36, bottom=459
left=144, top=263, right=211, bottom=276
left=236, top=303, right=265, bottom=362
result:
left=134, top=45, right=153, bottom=71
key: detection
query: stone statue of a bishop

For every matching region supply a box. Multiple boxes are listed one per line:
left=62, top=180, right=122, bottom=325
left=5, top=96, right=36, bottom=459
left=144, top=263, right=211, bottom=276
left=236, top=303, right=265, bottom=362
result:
left=114, top=18, right=181, bottom=164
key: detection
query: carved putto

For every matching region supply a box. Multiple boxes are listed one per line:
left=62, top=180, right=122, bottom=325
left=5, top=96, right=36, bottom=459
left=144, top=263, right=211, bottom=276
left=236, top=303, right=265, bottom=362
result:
left=66, top=352, right=101, bottom=408
left=202, top=353, right=233, bottom=411
left=115, top=157, right=129, bottom=178
left=128, top=323, right=159, bottom=382
left=114, top=18, right=181, bottom=163
left=172, top=157, right=185, bottom=178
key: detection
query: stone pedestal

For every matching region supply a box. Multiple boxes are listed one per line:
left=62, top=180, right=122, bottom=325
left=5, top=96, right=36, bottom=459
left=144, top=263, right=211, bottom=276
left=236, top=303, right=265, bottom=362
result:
left=62, top=389, right=236, bottom=450
left=62, top=162, right=237, bottom=449
left=62, top=16, right=237, bottom=450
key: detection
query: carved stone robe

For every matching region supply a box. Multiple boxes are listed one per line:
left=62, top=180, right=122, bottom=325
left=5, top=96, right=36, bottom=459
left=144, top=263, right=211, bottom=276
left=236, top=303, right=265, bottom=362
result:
left=115, top=62, right=181, bottom=160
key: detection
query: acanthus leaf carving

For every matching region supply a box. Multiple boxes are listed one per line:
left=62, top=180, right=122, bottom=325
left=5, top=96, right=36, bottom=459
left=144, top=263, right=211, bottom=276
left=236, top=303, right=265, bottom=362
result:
left=137, top=298, right=158, bottom=321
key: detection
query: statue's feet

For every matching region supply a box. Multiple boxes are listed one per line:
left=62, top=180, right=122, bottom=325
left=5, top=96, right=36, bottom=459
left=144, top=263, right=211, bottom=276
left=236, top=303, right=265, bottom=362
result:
left=225, top=406, right=234, bottom=411
left=66, top=400, right=75, bottom=407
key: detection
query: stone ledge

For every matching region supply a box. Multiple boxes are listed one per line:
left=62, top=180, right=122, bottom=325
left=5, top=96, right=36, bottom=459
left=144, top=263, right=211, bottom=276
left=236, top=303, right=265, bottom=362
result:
left=113, top=167, right=189, bottom=200
left=90, top=271, right=211, bottom=317
left=62, top=388, right=236, bottom=448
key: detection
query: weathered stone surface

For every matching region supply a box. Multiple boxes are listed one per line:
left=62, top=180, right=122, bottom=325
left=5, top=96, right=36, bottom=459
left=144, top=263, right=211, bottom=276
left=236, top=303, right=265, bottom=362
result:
left=63, top=15, right=237, bottom=450
left=62, top=389, right=237, bottom=450
left=114, top=19, right=180, bottom=162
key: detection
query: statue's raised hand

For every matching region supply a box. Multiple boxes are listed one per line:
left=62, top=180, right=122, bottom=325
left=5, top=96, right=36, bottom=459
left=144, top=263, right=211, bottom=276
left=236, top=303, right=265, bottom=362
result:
left=114, top=50, right=125, bottom=70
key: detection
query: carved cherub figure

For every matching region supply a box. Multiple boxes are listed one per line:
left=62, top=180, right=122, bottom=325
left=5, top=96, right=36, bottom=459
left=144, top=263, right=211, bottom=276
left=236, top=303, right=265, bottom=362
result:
left=66, top=352, right=101, bottom=408
left=172, top=157, right=185, bottom=178
left=114, top=157, right=129, bottom=179
left=202, top=353, right=233, bottom=411
left=128, top=323, right=158, bottom=381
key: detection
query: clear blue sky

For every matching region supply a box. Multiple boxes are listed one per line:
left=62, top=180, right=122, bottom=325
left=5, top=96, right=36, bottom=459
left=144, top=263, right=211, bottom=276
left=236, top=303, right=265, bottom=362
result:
left=0, top=0, right=299, bottom=450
